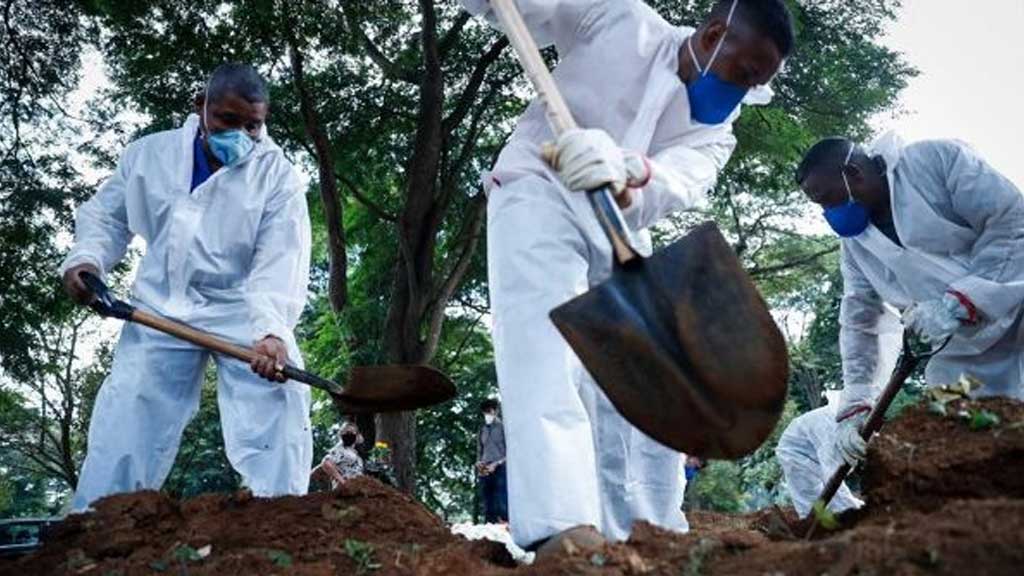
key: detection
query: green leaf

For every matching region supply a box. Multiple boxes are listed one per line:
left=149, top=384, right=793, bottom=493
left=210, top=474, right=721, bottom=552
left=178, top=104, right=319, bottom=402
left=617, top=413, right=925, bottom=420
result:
left=969, top=409, right=1001, bottom=431
left=812, top=500, right=840, bottom=531
left=266, top=549, right=293, bottom=567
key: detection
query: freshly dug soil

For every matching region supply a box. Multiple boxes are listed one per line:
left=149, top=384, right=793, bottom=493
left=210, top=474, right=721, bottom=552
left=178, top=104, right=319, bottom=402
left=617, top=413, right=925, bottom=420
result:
left=0, top=477, right=513, bottom=575
left=864, top=397, right=1024, bottom=512
left=6, top=398, right=1023, bottom=575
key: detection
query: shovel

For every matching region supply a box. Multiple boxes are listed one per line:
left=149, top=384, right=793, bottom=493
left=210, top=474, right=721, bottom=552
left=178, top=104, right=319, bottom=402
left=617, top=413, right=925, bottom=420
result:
left=79, top=271, right=455, bottom=414
left=804, top=333, right=950, bottom=538
left=490, top=0, right=789, bottom=458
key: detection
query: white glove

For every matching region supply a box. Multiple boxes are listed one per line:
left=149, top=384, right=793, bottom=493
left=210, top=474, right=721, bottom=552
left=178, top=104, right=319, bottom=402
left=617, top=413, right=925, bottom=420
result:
left=902, top=293, right=972, bottom=343
left=834, top=410, right=869, bottom=467
left=543, top=128, right=650, bottom=194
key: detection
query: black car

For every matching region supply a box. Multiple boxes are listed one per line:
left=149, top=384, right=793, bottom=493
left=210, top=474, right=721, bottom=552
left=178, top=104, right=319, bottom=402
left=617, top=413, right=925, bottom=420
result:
left=0, top=518, right=59, bottom=558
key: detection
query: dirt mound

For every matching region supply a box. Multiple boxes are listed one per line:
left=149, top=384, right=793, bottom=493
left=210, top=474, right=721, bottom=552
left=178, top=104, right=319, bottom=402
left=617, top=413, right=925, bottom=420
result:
left=6, top=399, right=1024, bottom=575
left=864, top=397, right=1024, bottom=511
left=0, top=477, right=512, bottom=575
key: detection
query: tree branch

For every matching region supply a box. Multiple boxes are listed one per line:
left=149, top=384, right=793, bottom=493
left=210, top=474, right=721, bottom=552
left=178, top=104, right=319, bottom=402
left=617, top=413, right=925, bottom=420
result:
left=442, top=38, right=509, bottom=135
left=423, top=194, right=486, bottom=355
left=336, top=172, right=398, bottom=222
left=438, top=12, right=472, bottom=58
left=287, top=29, right=348, bottom=312
left=749, top=245, right=839, bottom=278
left=341, top=4, right=421, bottom=84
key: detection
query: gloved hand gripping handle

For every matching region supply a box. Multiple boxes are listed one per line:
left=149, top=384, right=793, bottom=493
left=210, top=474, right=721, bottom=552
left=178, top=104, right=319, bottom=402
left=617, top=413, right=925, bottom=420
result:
left=78, top=271, right=344, bottom=395
left=489, top=0, right=639, bottom=265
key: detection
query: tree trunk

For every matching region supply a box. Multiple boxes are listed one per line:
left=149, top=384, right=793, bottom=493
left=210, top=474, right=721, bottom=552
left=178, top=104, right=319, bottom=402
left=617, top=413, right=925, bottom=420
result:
left=287, top=27, right=347, bottom=312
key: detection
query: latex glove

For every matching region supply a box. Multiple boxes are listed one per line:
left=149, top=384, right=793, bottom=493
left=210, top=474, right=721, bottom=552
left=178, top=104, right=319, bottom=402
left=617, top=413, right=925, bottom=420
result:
left=834, top=410, right=869, bottom=467
left=543, top=128, right=650, bottom=194
left=902, top=293, right=973, bottom=343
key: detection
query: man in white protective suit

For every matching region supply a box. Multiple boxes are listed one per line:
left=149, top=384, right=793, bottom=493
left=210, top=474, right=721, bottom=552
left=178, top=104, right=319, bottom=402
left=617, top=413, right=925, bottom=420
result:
left=61, top=63, right=312, bottom=511
left=777, top=132, right=1024, bottom=516
left=458, top=0, right=795, bottom=553
left=776, top=336, right=900, bottom=519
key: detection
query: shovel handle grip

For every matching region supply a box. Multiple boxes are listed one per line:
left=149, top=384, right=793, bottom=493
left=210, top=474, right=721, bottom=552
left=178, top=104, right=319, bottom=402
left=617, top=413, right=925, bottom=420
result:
left=489, top=0, right=638, bottom=265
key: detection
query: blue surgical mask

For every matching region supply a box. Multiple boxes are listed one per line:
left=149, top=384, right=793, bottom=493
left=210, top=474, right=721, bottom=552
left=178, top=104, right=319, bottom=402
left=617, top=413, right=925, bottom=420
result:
left=203, top=93, right=256, bottom=166
left=823, top=143, right=870, bottom=238
left=686, top=0, right=749, bottom=125
left=207, top=129, right=254, bottom=166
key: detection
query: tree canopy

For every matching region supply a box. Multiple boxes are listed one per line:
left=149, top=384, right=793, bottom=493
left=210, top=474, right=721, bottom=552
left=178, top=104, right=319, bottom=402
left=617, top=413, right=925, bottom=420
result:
left=1, top=0, right=914, bottom=519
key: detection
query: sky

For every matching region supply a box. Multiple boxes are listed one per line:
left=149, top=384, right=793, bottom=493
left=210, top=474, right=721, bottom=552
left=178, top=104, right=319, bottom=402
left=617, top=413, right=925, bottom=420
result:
left=874, top=0, right=1024, bottom=186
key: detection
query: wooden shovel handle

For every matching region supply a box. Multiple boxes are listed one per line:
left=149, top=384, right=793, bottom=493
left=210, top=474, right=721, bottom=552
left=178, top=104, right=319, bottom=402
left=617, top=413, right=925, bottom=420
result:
left=805, top=343, right=925, bottom=539
left=489, top=0, right=638, bottom=265
left=129, top=309, right=343, bottom=395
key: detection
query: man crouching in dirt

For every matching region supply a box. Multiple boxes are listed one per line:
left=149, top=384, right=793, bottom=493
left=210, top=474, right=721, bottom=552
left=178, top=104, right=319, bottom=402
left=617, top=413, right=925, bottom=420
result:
left=61, top=63, right=312, bottom=511
left=777, top=132, right=1024, bottom=518
left=459, top=0, right=795, bottom=557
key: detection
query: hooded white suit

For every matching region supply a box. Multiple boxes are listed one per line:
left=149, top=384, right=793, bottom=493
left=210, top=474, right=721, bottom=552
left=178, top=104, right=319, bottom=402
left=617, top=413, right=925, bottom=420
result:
left=778, top=133, right=1024, bottom=517
left=62, top=114, right=313, bottom=511
left=837, top=133, right=1024, bottom=411
left=461, top=0, right=773, bottom=546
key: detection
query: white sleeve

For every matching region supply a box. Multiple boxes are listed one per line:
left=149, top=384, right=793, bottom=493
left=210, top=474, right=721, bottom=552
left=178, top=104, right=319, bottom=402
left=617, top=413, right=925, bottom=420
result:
left=620, top=129, right=737, bottom=230
left=459, top=0, right=607, bottom=53
left=59, top=146, right=136, bottom=278
left=837, top=244, right=890, bottom=414
left=929, top=141, right=1024, bottom=320
left=245, top=172, right=312, bottom=351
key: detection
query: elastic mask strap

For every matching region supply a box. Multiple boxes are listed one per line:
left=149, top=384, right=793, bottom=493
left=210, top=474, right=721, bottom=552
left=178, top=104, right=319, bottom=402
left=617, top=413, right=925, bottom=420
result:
left=841, top=142, right=855, bottom=200
left=203, top=86, right=210, bottom=138
left=690, top=0, right=738, bottom=76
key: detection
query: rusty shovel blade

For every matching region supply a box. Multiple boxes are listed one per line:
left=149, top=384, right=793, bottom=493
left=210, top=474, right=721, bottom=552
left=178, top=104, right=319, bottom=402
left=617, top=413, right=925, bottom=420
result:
left=330, top=365, right=456, bottom=414
left=549, top=222, right=789, bottom=458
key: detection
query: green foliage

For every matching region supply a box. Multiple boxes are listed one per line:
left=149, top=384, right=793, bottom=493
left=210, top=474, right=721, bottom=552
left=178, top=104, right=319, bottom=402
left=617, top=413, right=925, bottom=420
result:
left=689, top=461, right=746, bottom=513
left=967, top=409, right=1001, bottom=431
left=266, top=549, right=293, bottom=568
left=344, top=539, right=381, bottom=575
left=811, top=500, right=840, bottom=530
left=2, top=0, right=915, bottom=517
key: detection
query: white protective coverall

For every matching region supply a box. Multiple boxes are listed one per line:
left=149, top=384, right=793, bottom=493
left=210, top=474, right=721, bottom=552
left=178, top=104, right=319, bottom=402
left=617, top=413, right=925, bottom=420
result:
left=776, top=327, right=901, bottom=518
left=461, top=0, right=773, bottom=546
left=62, top=114, right=313, bottom=511
left=836, top=133, right=1024, bottom=414
left=778, top=133, right=1024, bottom=517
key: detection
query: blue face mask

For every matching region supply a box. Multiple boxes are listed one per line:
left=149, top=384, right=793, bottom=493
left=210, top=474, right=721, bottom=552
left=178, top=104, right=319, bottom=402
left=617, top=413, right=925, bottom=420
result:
left=207, top=129, right=255, bottom=166
left=203, top=94, right=256, bottom=166
left=686, top=0, right=749, bottom=125
left=823, top=143, right=870, bottom=238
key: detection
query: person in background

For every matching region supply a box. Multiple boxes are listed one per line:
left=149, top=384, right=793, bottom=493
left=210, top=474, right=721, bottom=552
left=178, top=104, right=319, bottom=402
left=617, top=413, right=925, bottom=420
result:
left=313, top=422, right=364, bottom=489
left=684, top=456, right=704, bottom=486
left=477, top=399, right=508, bottom=524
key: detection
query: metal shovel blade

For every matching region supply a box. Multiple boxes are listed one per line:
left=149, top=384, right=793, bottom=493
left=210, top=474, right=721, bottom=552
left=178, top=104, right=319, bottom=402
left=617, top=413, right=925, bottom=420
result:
left=549, top=222, right=789, bottom=458
left=331, top=365, right=456, bottom=414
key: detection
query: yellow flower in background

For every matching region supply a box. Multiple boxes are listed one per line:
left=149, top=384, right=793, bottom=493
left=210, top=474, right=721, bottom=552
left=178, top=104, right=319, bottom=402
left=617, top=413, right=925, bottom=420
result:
left=375, top=441, right=390, bottom=450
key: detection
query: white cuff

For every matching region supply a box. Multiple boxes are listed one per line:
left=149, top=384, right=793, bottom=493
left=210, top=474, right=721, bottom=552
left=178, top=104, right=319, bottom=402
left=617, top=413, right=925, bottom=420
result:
left=59, top=252, right=106, bottom=280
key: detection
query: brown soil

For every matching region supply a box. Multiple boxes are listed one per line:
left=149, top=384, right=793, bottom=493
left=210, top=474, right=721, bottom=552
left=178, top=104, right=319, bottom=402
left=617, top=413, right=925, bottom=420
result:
left=5, top=398, right=1023, bottom=575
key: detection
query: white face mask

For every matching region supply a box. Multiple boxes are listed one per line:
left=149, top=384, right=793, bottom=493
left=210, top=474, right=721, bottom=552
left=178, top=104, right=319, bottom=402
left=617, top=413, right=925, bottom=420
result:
left=484, top=413, right=496, bottom=425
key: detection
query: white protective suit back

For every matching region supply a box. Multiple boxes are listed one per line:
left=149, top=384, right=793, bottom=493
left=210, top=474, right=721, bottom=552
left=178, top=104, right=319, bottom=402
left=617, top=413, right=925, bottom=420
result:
left=841, top=133, right=1024, bottom=395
